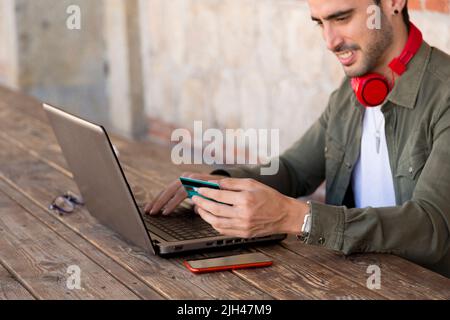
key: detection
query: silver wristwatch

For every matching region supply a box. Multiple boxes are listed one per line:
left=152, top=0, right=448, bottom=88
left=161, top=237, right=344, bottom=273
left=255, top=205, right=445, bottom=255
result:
left=297, top=201, right=311, bottom=242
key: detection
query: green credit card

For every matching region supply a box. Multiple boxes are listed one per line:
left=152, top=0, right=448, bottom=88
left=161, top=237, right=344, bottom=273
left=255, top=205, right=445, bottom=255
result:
left=179, top=177, right=226, bottom=204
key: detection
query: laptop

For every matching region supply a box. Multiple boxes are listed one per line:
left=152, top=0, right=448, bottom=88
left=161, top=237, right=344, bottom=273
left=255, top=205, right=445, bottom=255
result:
left=43, top=103, right=286, bottom=256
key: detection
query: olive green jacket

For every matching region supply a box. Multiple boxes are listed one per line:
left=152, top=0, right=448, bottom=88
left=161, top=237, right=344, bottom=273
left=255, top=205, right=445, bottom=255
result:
left=213, top=42, right=450, bottom=278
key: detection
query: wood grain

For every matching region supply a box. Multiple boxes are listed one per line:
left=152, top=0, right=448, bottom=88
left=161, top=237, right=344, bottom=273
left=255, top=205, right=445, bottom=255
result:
left=0, top=178, right=163, bottom=300
left=0, top=190, right=140, bottom=300
left=0, top=262, right=35, bottom=300
left=0, top=140, right=272, bottom=300
left=281, top=238, right=450, bottom=300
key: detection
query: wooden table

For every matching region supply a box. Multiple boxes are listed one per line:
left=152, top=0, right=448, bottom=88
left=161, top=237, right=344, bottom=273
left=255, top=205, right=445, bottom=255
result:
left=0, top=86, right=449, bottom=300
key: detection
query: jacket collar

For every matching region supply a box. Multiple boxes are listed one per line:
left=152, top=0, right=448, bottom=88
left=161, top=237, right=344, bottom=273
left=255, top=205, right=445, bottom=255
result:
left=386, top=41, right=432, bottom=109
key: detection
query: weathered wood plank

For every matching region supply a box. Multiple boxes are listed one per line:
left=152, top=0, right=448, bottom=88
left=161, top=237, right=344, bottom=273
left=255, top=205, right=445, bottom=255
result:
left=204, top=245, right=384, bottom=300
left=281, top=238, right=450, bottom=300
left=0, top=140, right=272, bottom=300
left=0, top=87, right=47, bottom=122
left=0, top=190, right=140, bottom=300
left=0, top=178, right=163, bottom=300
left=0, top=262, right=35, bottom=300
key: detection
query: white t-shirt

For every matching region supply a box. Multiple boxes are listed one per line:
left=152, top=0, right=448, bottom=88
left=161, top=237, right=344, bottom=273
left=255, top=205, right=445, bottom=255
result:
left=352, top=106, right=396, bottom=208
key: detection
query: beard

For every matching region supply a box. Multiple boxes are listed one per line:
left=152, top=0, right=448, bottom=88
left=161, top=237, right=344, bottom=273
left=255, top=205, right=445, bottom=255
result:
left=343, top=15, right=394, bottom=78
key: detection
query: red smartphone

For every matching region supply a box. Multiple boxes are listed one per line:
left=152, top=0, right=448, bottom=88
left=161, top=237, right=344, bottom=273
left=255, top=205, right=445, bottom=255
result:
left=184, top=252, right=273, bottom=274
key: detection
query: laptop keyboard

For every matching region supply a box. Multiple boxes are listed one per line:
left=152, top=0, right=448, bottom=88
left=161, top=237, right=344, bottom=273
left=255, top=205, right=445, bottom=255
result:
left=142, top=205, right=220, bottom=241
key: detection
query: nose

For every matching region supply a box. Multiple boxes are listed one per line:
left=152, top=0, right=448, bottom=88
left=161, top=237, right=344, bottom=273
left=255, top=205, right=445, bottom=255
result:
left=323, top=25, right=344, bottom=52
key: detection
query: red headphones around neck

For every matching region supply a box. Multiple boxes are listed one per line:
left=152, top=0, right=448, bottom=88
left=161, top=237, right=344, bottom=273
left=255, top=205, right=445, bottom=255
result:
left=351, top=22, right=423, bottom=107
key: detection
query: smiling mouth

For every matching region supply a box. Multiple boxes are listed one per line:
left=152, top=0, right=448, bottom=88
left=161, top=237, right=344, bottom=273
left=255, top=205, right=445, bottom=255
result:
left=335, top=50, right=356, bottom=66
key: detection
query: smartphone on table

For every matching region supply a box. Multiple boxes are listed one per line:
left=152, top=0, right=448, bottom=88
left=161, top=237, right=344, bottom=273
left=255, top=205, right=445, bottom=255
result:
left=184, top=252, right=273, bottom=274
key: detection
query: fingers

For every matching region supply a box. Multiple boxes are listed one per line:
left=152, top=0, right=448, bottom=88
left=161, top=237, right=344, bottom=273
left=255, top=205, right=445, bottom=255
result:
left=161, top=188, right=188, bottom=215
left=144, top=190, right=163, bottom=213
left=196, top=207, right=237, bottom=230
left=218, top=178, right=258, bottom=191
left=193, top=205, right=200, bottom=215
left=145, top=180, right=183, bottom=215
left=192, top=196, right=236, bottom=219
left=197, top=188, right=242, bottom=206
left=197, top=208, right=252, bottom=238
left=144, top=172, right=229, bottom=215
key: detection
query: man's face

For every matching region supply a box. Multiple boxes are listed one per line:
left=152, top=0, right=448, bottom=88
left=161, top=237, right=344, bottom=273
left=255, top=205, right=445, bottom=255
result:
left=308, top=0, right=393, bottom=77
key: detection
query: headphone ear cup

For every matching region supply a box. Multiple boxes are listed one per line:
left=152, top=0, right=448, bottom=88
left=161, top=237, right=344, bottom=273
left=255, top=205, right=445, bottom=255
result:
left=352, top=74, right=390, bottom=107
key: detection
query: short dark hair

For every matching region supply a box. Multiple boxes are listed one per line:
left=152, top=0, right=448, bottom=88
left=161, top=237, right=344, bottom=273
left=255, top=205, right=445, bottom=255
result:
left=375, top=0, right=410, bottom=27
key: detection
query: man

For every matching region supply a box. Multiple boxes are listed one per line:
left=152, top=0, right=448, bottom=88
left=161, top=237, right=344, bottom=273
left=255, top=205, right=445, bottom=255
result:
left=145, top=0, right=450, bottom=278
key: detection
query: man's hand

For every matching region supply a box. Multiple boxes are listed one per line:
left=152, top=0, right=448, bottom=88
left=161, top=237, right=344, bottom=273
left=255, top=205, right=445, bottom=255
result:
left=144, top=172, right=227, bottom=215
left=192, top=178, right=310, bottom=238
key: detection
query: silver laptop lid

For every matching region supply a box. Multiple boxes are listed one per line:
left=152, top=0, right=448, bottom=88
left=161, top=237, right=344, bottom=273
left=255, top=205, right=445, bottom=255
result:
left=43, top=103, right=156, bottom=255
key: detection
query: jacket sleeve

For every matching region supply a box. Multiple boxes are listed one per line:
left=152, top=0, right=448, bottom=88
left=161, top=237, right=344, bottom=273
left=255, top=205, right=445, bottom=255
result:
left=211, top=90, right=339, bottom=198
left=305, top=93, right=450, bottom=272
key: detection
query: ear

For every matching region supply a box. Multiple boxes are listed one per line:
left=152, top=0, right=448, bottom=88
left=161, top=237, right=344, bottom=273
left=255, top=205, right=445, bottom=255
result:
left=387, top=0, right=407, bottom=16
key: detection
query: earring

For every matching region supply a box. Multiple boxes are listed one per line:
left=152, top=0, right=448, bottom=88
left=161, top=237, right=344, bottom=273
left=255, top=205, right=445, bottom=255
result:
left=394, top=9, right=399, bottom=15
